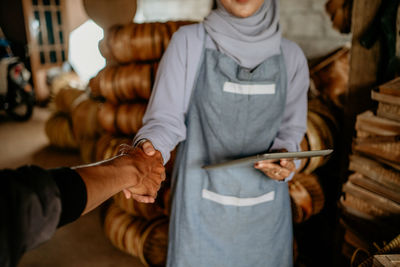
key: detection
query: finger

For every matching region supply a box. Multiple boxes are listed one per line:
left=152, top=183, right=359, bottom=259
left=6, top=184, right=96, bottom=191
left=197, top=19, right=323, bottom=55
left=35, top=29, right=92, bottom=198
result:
left=123, top=189, right=132, bottom=199
left=256, top=159, right=279, bottom=164
left=153, top=166, right=166, bottom=175
left=254, top=161, right=280, bottom=170
left=279, top=168, right=291, bottom=178
left=160, top=171, right=166, bottom=181
left=280, top=159, right=296, bottom=172
left=131, top=194, right=155, bottom=203
left=141, top=141, right=156, bottom=156
left=254, top=162, right=288, bottom=180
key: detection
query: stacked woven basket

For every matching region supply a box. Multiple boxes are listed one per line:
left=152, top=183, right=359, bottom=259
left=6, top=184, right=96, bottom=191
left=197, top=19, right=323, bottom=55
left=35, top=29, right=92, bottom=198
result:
left=339, top=77, right=400, bottom=265
left=45, top=82, right=103, bottom=161
left=93, top=21, right=192, bottom=267
left=289, top=48, right=349, bottom=226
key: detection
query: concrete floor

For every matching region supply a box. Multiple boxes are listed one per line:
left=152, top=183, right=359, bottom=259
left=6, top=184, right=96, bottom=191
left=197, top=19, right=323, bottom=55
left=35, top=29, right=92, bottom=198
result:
left=0, top=107, right=144, bottom=267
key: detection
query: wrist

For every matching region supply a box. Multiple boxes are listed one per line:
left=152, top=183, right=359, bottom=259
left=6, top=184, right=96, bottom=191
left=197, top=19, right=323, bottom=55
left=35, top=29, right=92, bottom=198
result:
left=109, top=154, right=140, bottom=189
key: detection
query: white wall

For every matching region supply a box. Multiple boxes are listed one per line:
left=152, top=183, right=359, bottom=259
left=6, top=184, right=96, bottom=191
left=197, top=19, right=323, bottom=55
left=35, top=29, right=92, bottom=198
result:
left=280, top=0, right=351, bottom=59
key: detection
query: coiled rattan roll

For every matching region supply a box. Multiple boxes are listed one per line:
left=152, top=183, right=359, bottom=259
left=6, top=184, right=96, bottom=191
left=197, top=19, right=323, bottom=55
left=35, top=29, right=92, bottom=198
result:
left=88, top=75, right=101, bottom=98
left=95, top=134, right=132, bottom=161
left=310, top=47, right=350, bottom=108
left=95, top=63, right=158, bottom=103
left=95, top=134, right=113, bottom=161
left=104, top=203, right=168, bottom=267
left=97, top=102, right=117, bottom=134
left=290, top=173, right=325, bottom=223
left=113, top=192, right=165, bottom=220
left=297, top=173, right=325, bottom=214
left=298, top=110, right=336, bottom=174
left=98, top=38, right=115, bottom=62
left=98, top=102, right=147, bottom=135
left=45, top=112, right=79, bottom=150
left=71, top=98, right=101, bottom=142
left=138, top=218, right=168, bottom=267
left=79, top=138, right=98, bottom=164
left=102, top=21, right=193, bottom=63
left=54, top=88, right=85, bottom=114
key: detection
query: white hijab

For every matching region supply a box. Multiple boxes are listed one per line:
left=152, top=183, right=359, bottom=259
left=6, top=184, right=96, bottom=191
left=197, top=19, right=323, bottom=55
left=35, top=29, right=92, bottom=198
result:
left=203, top=0, right=281, bottom=69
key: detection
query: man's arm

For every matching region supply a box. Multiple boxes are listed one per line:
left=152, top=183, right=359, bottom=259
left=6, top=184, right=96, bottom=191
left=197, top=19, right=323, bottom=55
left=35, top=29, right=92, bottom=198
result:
left=74, top=144, right=165, bottom=214
left=0, top=145, right=165, bottom=267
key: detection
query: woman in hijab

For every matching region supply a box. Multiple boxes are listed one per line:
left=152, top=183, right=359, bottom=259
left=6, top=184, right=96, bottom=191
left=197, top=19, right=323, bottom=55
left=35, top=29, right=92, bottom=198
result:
left=130, top=0, right=309, bottom=266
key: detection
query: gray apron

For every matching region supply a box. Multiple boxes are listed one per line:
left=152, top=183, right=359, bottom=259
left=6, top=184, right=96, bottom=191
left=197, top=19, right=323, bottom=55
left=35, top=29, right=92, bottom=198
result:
left=167, top=33, right=292, bottom=267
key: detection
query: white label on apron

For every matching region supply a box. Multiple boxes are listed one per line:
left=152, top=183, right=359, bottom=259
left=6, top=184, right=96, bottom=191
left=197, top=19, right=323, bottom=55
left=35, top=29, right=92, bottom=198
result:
left=223, top=82, right=276, bottom=95
left=202, top=189, right=275, bottom=207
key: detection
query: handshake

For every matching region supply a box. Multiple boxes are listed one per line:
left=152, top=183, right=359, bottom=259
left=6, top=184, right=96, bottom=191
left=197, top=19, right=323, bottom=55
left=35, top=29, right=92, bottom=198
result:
left=74, top=140, right=166, bottom=214
left=117, top=141, right=166, bottom=203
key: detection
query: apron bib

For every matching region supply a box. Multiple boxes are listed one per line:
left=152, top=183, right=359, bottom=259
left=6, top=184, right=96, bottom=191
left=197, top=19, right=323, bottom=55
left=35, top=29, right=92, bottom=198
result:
left=167, top=33, right=292, bottom=267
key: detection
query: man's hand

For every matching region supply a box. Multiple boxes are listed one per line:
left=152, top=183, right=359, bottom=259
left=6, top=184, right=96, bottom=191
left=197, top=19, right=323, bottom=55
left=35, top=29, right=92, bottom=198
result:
left=119, top=141, right=165, bottom=203
left=254, top=149, right=296, bottom=181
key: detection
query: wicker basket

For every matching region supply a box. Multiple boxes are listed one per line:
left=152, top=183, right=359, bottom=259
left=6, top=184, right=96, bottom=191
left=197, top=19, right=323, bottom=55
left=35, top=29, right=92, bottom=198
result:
left=104, top=203, right=168, bottom=267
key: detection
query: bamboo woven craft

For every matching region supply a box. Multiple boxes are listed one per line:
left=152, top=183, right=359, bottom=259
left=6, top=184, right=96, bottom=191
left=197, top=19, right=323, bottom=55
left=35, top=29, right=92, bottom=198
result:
left=104, top=203, right=168, bottom=267
left=289, top=173, right=325, bottom=223
left=79, top=138, right=98, bottom=164
left=95, top=134, right=132, bottom=161
left=294, top=173, right=325, bottom=215
left=349, top=154, right=400, bottom=191
left=342, top=181, right=400, bottom=216
left=102, top=21, right=193, bottom=63
left=113, top=192, right=165, bottom=220
left=310, top=46, right=350, bottom=108
left=71, top=98, right=101, bottom=142
left=289, top=181, right=312, bottom=223
left=54, top=88, right=85, bottom=114
left=45, top=112, right=79, bottom=150
left=353, top=139, right=400, bottom=164
left=301, top=110, right=335, bottom=174
left=98, top=102, right=147, bottom=135
left=97, top=102, right=118, bottom=134
left=95, top=63, right=158, bottom=103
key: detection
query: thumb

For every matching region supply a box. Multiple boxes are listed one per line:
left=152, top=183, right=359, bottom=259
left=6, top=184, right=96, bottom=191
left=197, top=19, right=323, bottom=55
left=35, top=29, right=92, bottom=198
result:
left=141, top=141, right=156, bottom=156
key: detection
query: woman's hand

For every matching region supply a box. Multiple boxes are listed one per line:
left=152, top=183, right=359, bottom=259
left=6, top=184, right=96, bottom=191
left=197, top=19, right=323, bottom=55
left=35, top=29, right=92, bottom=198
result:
left=254, top=149, right=296, bottom=181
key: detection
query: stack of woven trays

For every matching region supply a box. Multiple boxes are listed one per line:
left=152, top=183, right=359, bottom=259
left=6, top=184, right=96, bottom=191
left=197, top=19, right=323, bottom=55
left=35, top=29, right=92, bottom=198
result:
left=340, top=77, right=400, bottom=265
left=45, top=81, right=103, bottom=163
left=90, top=21, right=192, bottom=267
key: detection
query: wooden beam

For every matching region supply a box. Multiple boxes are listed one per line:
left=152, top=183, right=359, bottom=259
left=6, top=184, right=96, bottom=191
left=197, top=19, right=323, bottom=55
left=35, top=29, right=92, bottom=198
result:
left=347, top=0, right=382, bottom=116
left=397, top=4, right=400, bottom=59
left=335, top=2, right=383, bottom=263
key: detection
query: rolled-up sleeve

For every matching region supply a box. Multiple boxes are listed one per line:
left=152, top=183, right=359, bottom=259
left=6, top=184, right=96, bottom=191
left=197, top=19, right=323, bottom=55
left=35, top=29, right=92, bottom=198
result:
left=133, top=30, right=189, bottom=164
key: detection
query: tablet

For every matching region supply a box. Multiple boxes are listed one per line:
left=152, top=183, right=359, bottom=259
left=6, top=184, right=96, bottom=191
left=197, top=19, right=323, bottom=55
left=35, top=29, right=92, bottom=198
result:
left=202, top=149, right=333, bottom=170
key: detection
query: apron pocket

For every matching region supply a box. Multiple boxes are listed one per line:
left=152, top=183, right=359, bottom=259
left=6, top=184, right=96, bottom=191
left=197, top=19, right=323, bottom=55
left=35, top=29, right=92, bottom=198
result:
left=201, top=189, right=275, bottom=207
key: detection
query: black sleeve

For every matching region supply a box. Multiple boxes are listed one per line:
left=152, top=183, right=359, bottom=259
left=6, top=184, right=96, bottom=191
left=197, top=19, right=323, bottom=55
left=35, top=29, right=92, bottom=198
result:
left=0, top=165, right=87, bottom=267
left=50, top=167, right=87, bottom=227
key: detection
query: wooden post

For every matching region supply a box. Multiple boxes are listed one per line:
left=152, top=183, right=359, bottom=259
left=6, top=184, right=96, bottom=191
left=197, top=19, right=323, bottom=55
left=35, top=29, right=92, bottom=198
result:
left=397, top=4, right=400, bottom=60
left=340, top=0, right=382, bottom=184
left=335, top=1, right=383, bottom=265
left=347, top=0, right=382, bottom=116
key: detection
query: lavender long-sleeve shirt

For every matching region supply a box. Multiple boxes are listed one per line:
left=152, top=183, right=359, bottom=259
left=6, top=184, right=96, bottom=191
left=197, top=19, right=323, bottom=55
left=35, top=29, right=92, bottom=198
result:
left=134, top=23, right=309, bottom=165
